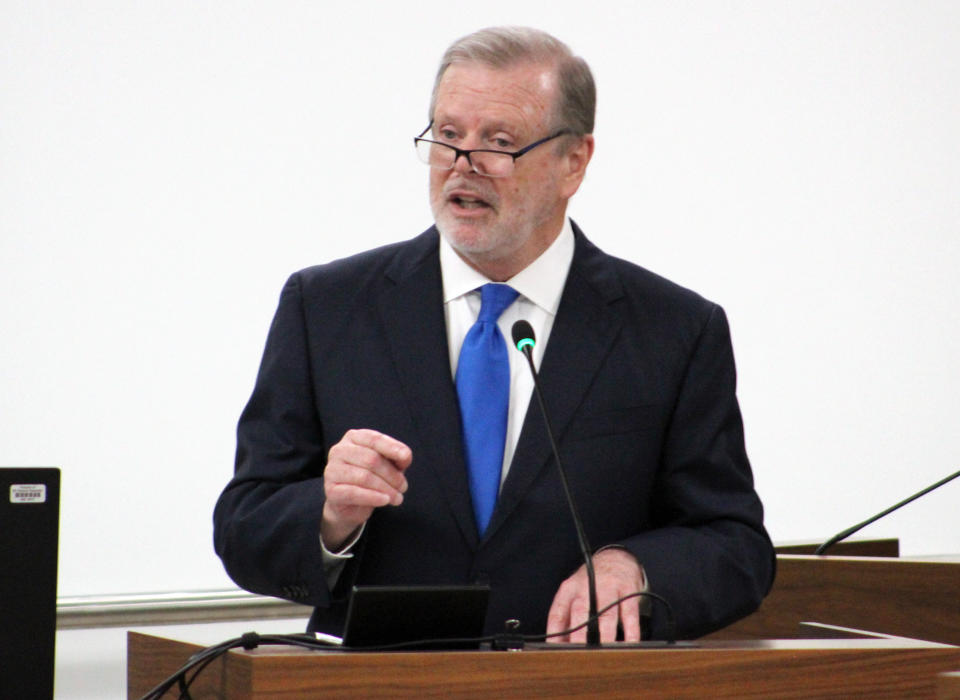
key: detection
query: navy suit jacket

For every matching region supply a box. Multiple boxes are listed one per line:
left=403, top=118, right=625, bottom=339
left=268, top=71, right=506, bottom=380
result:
left=213, top=223, right=775, bottom=640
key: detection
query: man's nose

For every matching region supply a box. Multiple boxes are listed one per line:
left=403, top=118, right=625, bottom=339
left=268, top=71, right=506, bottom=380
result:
left=452, top=150, right=475, bottom=175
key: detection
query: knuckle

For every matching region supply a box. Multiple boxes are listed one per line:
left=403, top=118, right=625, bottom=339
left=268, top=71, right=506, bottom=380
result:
left=346, top=464, right=376, bottom=487
left=356, top=449, right=381, bottom=470
left=344, top=428, right=371, bottom=446
left=324, top=482, right=350, bottom=504
left=323, top=461, right=343, bottom=483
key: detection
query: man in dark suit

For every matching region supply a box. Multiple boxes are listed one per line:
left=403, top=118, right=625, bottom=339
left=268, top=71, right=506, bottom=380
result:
left=214, top=26, right=774, bottom=642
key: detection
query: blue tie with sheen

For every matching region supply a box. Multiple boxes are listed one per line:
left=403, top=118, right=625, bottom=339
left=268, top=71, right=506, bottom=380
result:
left=456, top=283, right=520, bottom=535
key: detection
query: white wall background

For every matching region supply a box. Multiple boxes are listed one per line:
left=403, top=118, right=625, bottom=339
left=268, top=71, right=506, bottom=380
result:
left=2, top=1, right=958, bottom=602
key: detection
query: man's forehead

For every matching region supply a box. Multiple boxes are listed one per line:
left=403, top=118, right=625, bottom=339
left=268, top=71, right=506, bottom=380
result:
left=440, top=59, right=557, bottom=91
left=433, top=61, right=557, bottom=126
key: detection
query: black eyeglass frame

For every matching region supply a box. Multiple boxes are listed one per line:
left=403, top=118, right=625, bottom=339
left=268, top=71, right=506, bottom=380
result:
left=414, top=123, right=573, bottom=176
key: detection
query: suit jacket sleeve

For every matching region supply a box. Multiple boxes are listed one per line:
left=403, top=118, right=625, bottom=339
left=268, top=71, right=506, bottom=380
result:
left=621, top=302, right=774, bottom=639
left=213, top=272, right=344, bottom=608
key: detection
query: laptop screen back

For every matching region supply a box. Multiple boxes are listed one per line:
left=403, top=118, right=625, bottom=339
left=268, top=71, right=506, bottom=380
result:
left=0, top=467, right=60, bottom=699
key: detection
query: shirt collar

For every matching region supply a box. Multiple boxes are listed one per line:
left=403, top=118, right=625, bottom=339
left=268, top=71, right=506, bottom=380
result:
left=439, top=218, right=575, bottom=315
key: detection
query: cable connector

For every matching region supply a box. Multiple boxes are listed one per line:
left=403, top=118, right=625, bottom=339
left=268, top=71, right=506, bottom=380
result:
left=491, top=619, right=525, bottom=651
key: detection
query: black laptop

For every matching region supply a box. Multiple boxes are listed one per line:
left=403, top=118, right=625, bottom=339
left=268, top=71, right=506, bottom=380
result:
left=0, top=467, right=60, bottom=700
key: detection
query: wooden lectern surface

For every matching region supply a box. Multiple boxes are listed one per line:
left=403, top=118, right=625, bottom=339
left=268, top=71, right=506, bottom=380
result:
left=708, top=555, right=960, bottom=646
left=128, top=631, right=960, bottom=699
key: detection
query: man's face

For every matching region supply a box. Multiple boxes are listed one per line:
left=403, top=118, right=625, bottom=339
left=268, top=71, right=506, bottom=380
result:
left=429, top=61, right=590, bottom=280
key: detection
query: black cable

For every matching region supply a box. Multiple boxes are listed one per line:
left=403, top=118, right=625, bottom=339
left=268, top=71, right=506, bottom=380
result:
left=532, top=591, right=676, bottom=645
left=178, top=650, right=225, bottom=699
left=178, top=641, right=236, bottom=698
left=177, top=632, right=304, bottom=698
left=140, top=636, right=266, bottom=700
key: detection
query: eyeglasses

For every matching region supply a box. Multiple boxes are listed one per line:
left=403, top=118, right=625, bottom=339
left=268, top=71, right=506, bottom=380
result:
left=413, top=123, right=571, bottom=178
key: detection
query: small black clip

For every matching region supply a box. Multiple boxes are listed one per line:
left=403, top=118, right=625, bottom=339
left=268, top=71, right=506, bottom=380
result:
left=240, top=632, right=261, bottom=650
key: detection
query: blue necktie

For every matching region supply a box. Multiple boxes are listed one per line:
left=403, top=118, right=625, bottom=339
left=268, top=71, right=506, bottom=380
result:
left=456, top=283, right=519, bottom=535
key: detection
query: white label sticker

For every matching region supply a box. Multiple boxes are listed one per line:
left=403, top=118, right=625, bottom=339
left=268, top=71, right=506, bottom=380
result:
left=10, top=484, right=47, bottom=504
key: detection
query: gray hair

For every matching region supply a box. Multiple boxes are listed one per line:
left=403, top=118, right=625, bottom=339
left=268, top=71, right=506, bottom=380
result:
left=429, top=26, right=596, bottom=136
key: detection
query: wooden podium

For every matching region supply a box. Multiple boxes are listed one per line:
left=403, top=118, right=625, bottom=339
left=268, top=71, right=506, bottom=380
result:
left=128, top=631, right=960, bottom=699
left=129, top=548, right=960, bottom=698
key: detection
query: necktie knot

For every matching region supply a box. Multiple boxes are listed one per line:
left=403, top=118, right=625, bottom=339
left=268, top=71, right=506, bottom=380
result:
left=477, top=283, right=519, bottom=323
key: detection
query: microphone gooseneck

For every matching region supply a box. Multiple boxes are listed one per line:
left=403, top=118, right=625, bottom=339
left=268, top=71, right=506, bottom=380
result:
left=815, top=467, right=960, bottom=555
left=510, top=320, right=601, bottom=647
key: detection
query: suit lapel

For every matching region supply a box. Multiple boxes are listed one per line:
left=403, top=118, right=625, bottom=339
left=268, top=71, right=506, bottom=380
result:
left=376, top=229, right=479, bottom=550
left=485, top=226, right=624, bottom=540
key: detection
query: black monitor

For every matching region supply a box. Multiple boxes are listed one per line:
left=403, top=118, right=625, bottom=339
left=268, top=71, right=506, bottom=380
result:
left=0, top=467, right=60, bottom=700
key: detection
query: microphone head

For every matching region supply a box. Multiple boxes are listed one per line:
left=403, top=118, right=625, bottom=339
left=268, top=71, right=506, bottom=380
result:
left=511, top=320, right=536, bottom=352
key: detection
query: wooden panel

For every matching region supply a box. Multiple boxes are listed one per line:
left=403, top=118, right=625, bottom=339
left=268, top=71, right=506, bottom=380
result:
left=128, top=632, right=960, bottom=699
left=774, top=538, right=899, bottom=557
left=938, top=671, right=960, bottom=700
left=708, top=556, right=960, bottom=645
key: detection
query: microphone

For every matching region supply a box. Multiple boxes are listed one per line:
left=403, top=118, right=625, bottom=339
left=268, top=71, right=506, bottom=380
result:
left=511, top=320, right=601, bottom=647
left=815, top=467, right=960, bottom=555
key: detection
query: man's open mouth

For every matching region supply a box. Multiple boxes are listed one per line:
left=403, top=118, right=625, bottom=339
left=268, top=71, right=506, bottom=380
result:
left=447, top=188, right=494, bottom=210
left=453, top=195, right=489, bottom=209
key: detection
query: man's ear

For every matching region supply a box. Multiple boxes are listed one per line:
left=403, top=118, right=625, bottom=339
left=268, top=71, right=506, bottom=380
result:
left=560, top=134, right=595, bottom=199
